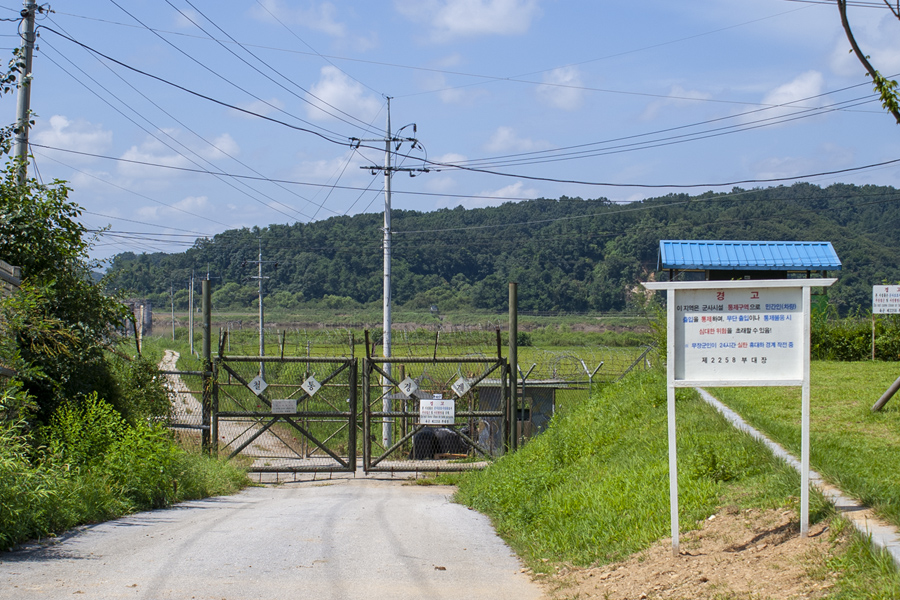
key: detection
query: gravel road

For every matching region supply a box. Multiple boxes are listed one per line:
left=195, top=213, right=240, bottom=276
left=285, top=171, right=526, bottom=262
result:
left=0, top=478, right=546, bottom=600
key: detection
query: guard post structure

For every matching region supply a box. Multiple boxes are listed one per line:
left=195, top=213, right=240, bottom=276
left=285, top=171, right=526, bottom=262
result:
left=643, top=240, right=841, bottom=556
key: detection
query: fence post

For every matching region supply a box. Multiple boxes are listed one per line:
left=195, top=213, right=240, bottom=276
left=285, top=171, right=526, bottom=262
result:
left=201, top=279, right=212, bottom=455
left=349, top=358, right=358, bottom=471
left=508, top=282, right=518, bottom=452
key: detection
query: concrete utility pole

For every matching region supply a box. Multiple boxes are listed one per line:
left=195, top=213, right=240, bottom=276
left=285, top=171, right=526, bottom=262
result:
left=13, top=0, right=37, bottom=186
left=356, top=98, right=428, bottom=448
left=245, top=238, right=276, bottom=379
left=189, top=271, right=195, bottom=356
left=170, top=284, right=175, bottom=341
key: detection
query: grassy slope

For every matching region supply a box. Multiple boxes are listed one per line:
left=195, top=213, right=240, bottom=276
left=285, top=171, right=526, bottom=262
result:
left=455, top=363, right=900, bottom=597
left=708, top=360, right=900, bottom=528
left=456, top=368, right=809, bottom=567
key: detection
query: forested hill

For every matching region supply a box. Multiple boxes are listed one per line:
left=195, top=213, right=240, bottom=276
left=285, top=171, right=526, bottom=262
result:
left=105, top=182, right=900, bottom=315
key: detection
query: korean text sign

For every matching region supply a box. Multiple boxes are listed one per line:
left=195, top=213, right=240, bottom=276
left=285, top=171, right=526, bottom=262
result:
left=674, top=286, right=803, bottom=382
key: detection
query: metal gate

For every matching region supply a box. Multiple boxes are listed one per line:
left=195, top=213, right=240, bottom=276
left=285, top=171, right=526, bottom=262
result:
left=362, top=340, right=509, bottom=473
left=213, top=355, right=357, bottom=473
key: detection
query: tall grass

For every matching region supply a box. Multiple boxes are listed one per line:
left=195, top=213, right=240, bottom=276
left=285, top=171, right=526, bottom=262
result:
left=456, top=367, right=810, bottom=567
left=0, top=394, right=247, bottom=551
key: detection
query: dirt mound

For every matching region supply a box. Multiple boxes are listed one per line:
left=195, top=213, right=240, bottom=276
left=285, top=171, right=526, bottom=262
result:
left=541, top=507, right=843, bottom=600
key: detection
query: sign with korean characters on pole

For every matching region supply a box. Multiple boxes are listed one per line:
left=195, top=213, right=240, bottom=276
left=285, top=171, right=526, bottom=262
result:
left=873, top=285, right=900, bottom=314
left=643, top=277, right=835, bottom=558
left=674, top=286, right=804, bottom=384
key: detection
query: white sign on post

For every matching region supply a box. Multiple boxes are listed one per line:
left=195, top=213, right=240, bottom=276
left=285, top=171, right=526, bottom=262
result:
left=873, top=285, right=900, bottom=314
left=643, top=278, right=835, bottom=556
left=674, top=286, right=804, bottom=383
left=419, top=399, right=455, bottom=425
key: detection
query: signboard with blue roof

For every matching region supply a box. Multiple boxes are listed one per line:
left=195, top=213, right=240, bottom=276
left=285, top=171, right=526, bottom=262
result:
left=644, top=240, right=840, bottom=556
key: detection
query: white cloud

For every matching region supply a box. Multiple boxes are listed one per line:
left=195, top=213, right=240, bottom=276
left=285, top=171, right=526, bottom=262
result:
left=203, top=134, right=240, bottom=161
left=394, top=0, right=541, bottom=41
left=641, top=86, right=713, bottom=121
left=536, top=66, right=584, bottom=111
left=305, top=66, right=381, bottom=123
left=762, top=70, right=824, bottom=107
left=138, top=195, right=213, bottom=221
left=484, top=126, right=550, bottom=152
left=33, top=115, right=112, bottom=160
left=829, top=11, right=900, bottom=77
left=294, top=150, right=366, bottom=180
left=739, top=71, right=825, bottom=125
left=119, top=138, right=190, bottom=180
left=251, top=0, right=346, bottom=37
left=417, top=69, right=489, bottom=105
left=433, top=152, right=468, bottom=166
left=232, top=98, right=286, bottom=119
left=172, top=8, right=201, bottom=29
left=481, top=181, right=539, bottom=199
left=116, top=129, right=241, bottom=179
left=751, top=155, right=817, bottom=181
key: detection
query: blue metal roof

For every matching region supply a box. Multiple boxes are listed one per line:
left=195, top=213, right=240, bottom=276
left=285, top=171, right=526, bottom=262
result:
left=658, top=240, right=841, bottom=271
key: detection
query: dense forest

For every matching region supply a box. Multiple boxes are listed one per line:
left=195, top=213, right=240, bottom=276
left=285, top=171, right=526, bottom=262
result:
left=104, top=182, right=900, bottom=316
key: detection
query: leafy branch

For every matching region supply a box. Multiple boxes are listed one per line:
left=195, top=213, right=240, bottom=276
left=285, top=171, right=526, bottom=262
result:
left=837, top=0, right=900, bottom=124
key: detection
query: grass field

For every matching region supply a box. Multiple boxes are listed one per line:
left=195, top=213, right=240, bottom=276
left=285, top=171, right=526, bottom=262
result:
left=708, top=360, right=900, bottom=529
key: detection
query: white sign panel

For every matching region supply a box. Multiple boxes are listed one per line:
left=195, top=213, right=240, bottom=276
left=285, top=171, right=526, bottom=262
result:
left=399, top=376, right=419, bottom=398
left=674, top=286, right=803, bottom=383
left=873, top=285, right=900, bottom=314
left=271, top=399, right=297, bottom=414
left=451, top=378, right=472, bottom=397
left=301, top=376, right=322, bottom=397
left=248, top=375, right=268, bottom=395
left=419, top=399, right=455, bottom=425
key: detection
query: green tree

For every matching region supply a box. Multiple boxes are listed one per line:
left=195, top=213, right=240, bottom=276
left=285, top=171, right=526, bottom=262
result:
left=0, top=161, right=130, bottom=423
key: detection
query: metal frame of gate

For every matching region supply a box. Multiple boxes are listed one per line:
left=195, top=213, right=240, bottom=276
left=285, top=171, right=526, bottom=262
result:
left=212, top=354, right=357, bottom=473
left=361, top=336, right=510, bottom=473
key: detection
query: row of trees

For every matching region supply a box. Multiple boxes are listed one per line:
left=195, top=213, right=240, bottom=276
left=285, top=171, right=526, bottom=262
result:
left=108, top=183, right=900, bottom=316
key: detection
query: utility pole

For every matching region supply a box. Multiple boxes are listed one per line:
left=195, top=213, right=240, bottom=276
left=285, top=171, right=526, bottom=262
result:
left=356, top=98, right=428, bottom=448
left=189, top=270, right=195, bottom=356
left=245, top=238, right=276, bottom=379
left=170, top=283, right=175, bottom=341
left=14, top=0, right=37, bottom=186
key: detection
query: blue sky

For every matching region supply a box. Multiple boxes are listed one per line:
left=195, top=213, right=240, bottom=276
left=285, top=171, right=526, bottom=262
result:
left=3, top=0, right=900, bottom=262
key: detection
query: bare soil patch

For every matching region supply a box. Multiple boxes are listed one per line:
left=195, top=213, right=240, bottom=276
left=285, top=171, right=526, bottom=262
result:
left=539, top=507, right=845, bottom=600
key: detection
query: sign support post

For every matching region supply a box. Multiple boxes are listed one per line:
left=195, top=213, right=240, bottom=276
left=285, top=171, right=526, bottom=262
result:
left=645, top=278, right=835, bottom=555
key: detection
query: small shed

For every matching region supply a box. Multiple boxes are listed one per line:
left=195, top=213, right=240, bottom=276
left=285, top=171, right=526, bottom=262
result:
left=477, top=379, right=581, bottom=453
left=658, top=240, right=841, bottom=281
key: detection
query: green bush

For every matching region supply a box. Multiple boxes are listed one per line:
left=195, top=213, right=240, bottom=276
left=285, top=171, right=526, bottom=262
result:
left=0, top=393, right=247, bottom=551
left=811, top=308, right=900, bottom=361
left=45, top=393, right=125, bottom=466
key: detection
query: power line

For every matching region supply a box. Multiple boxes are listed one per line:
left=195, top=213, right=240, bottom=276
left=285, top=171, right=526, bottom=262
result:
left=44, top=16, right=341, bottom=221
left=30, top=141, right=900, bottom=193
left=32, top=149, right=234, bottom=228
left=251, top=0, right=381, bottom=97
left=169, top=0, right=383, bottom=135
left=38, top=26, right=352, bottom=146
left=39, top=42, right=315, bottom=224
left=439, top=81, right=883, bottom=169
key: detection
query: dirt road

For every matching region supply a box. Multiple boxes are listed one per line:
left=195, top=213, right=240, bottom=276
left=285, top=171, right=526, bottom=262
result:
left=0, top=478, right=545, bottom=600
